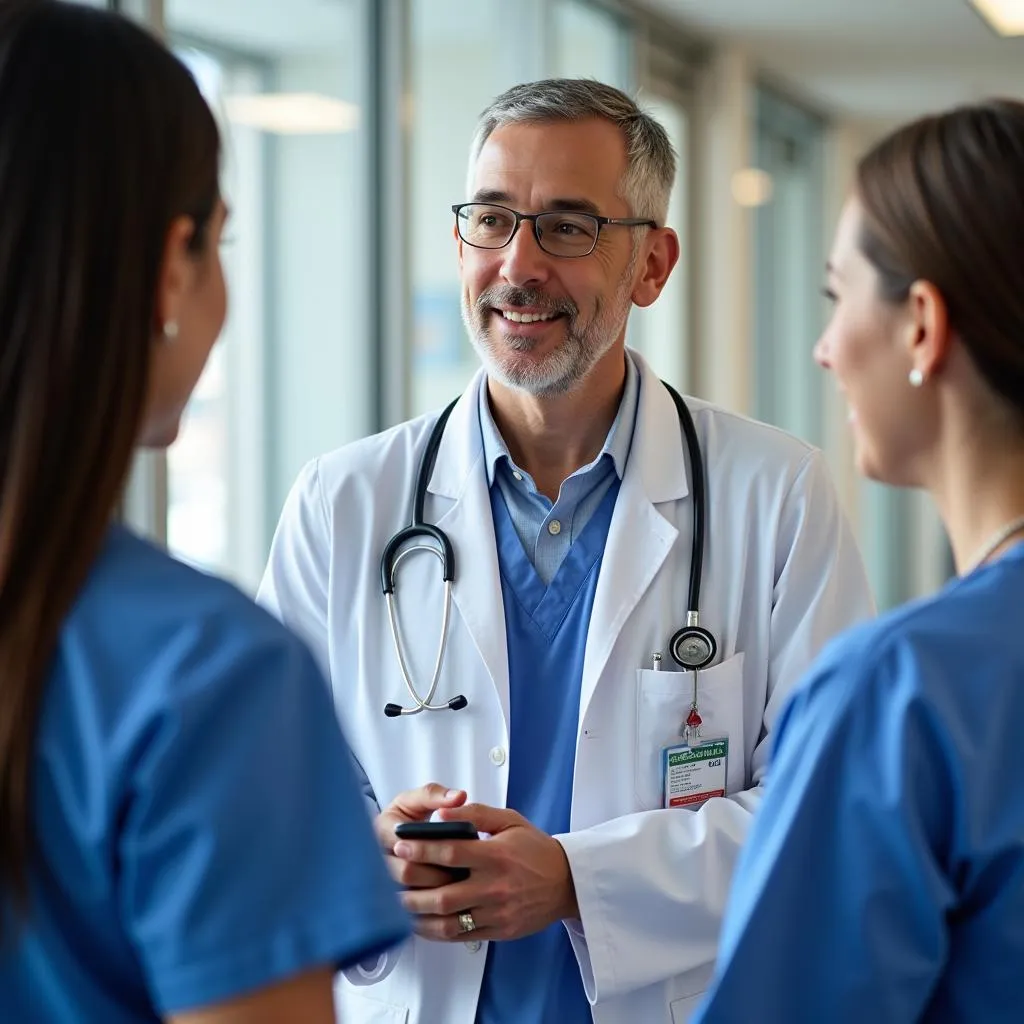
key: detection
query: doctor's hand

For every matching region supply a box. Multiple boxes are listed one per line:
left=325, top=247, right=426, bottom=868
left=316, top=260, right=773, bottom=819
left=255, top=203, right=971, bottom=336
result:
left=376, top=783, right=468, bottom=890
left=394, top=803, right=580, bottom=943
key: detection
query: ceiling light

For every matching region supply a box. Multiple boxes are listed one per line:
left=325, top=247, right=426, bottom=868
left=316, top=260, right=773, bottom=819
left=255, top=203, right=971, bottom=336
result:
left=224, top=93, right=360, bottom=134
left=969, top=0, right=1024, bottom=36
left=731, top=168, right=774, bottom=208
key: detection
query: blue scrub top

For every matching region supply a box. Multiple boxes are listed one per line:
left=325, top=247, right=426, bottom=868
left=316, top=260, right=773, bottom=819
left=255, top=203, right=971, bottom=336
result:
left=0, top=526, right=409, bottom=1022
left=695, top=543, right=1024, bottom=1023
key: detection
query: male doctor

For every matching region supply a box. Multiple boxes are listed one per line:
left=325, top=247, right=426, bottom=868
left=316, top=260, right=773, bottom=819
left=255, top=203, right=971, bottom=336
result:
left=259, top=79, right=873, bottom=1024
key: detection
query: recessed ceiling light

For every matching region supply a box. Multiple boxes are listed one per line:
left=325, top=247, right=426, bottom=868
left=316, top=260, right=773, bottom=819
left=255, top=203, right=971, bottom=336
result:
left=969, top=0, right=1024, bottom=36
left=224, top=93, right=360, bottom=134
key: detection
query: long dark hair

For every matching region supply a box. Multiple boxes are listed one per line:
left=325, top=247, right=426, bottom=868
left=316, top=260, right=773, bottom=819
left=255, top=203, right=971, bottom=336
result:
left=855, top=99, right=1024, bottom=419
left=0, top=0, right=219, bottom=929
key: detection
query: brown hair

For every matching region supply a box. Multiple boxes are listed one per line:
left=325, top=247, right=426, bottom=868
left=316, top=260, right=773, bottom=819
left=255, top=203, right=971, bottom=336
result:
left=0, top=0, right=219, bottom=931
left=855, top=98, right=1024, bottom=416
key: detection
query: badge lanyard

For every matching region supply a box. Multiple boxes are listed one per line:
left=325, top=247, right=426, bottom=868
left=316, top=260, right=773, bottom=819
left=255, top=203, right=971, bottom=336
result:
left=684, top=670, right=702, bottom=743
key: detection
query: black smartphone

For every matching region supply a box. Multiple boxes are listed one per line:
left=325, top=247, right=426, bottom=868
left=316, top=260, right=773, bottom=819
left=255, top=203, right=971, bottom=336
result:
left=394, top=820, right=478, bottom=841
left=393, top=820, right=478, bottom=881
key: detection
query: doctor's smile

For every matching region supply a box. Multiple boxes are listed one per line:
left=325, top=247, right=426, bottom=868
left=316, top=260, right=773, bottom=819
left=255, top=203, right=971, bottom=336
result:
left=478, top=286, right=576, bottom=343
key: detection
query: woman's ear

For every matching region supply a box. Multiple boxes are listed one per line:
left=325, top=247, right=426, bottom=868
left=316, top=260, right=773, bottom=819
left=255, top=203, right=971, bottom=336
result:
left=905, top=279, right=950, bottom=381
left=153, top=215, right=196, bottom=338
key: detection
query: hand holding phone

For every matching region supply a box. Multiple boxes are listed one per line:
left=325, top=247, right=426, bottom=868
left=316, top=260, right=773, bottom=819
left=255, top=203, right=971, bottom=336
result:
left=394, top=820, right=478, bottom=881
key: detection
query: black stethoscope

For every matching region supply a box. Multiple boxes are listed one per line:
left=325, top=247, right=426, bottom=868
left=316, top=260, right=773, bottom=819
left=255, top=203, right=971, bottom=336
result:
left=380, top=381, right=716, bottom=717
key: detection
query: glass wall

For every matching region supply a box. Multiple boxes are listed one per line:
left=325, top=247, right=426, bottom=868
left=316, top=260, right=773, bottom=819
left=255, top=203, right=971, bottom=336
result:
left=752, top=86, right=826, bottom=447
left=119, top=0, right=698, bottom=592
left=163, top=0, right=368, bottom=591
left=627, top=85, right=692, bottom=390
left=408, top=0, right=542, bottom=417
left=552, top=0, right=631, bottom=88
left=111, top=0, right=950, bottom=612
left=408, top=0, right=636, bottom=417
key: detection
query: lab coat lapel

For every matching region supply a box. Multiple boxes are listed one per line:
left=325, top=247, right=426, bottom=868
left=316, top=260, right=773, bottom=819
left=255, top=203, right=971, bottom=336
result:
left=428, top=371, right=511, bottom=730
left=578, top=353, right=690, bottom=728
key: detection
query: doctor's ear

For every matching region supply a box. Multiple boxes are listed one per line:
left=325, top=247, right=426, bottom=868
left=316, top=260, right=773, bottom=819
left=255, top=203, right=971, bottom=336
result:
left=631, top=227, right=679, bottom=309
left=904, top=279, right=950, bottom=379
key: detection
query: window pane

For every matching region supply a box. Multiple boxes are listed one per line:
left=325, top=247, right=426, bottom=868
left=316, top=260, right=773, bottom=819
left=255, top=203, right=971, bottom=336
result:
left=628, top=91, right=690, bottom=389
left=409, top=0, right=636, bottom=417
left=752, top=88, right=826, bottom=446
left=165, top=0, right=367, bottom=593
left=551, top=0, right=630, bottom=89
left=409, top=0, right=544, bottom=416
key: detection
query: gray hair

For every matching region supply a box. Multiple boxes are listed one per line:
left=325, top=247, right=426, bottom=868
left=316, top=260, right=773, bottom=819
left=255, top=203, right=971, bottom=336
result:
left=467, top=78, right=676, bottom=225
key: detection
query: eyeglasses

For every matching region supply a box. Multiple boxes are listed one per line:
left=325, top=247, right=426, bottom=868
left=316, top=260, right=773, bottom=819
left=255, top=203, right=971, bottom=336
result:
left=452, top=202, right=657, bottom=259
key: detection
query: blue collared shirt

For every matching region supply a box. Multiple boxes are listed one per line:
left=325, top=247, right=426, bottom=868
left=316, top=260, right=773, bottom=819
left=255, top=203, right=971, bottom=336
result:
left=477, top=353, right=640, bottom=585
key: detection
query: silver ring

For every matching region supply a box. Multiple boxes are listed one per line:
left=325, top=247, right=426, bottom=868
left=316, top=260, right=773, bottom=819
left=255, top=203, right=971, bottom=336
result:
left=458, top=911, right=477, bottom=934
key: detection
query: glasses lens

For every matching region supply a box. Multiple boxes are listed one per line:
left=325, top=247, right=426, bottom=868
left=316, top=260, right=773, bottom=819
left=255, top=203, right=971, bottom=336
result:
left=536, top=212, right=599, bottom=257
left=458, top=204, right=516, bottom=249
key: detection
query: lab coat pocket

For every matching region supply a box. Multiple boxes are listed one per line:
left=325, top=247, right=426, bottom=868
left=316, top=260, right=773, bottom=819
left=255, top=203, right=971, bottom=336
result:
left=634, top=652, right=746, bottom=810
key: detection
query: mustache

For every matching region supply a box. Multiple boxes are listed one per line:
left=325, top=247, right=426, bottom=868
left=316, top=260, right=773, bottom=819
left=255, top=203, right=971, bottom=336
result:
left=475, top=286, right=577, bottom=319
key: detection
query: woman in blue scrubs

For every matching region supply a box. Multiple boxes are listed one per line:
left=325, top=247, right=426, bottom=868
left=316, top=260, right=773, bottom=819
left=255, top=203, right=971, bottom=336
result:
left=0, top=3, right=407, bottom=1022
left=696, top=99, right=1024, bottom=1023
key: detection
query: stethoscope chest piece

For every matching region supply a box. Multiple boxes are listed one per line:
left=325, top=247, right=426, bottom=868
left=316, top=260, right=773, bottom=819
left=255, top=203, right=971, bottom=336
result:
left=669, top=615, right=717, bottom=671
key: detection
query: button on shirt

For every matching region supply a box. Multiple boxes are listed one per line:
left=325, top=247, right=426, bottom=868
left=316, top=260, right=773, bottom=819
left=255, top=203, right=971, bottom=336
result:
left=478, top=354, right=640, bottom=585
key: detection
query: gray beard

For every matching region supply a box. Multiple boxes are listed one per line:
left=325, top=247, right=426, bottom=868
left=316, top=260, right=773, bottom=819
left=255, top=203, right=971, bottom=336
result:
left=461, top=279, right=633, bottom=397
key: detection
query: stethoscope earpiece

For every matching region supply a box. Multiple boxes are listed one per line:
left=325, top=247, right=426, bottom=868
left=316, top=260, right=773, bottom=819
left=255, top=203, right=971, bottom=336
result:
left=383, top=694, right=466, bottom=718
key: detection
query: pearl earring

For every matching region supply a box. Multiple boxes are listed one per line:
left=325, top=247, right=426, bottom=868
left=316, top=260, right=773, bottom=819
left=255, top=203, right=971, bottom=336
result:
left=908, top=368, right=924, bottom=388
left=163, top=320, right=179, bottom=341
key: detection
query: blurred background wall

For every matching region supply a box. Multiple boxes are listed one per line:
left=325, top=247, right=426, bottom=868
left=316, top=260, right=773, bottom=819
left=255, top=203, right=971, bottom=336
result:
left=105, top=0, right=1024, bottom=609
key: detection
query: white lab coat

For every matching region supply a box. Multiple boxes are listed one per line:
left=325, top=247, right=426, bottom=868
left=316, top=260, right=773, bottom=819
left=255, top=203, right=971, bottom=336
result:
left=258, top=351, right=874, bottom=1024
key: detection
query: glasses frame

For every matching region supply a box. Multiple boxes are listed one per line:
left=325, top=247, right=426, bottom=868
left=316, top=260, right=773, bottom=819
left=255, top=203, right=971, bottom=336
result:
left=451, top=202, right=658, bottom=258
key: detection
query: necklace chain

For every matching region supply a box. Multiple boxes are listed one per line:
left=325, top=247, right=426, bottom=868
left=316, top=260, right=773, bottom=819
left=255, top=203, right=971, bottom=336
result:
left=963, top=513, right=1024, bottom=575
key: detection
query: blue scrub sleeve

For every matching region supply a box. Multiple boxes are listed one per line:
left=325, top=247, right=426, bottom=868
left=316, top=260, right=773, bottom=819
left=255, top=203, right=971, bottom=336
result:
left=694, top=642, right=956, bottom=1023
left=117, top=623, right=409, bottom=1014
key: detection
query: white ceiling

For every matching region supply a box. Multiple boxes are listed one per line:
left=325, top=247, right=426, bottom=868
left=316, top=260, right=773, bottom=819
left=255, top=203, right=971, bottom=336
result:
left=169, top=0, right=351, bottom=55
left=168, top=0, right=1024, bottom=121
left=643, top=0, right=1024, bottom=119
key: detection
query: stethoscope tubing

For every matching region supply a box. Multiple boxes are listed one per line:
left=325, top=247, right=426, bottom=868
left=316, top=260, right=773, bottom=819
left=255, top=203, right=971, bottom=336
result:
left=379, top=381, right=710, bottom=714
left=384, top=546, right=454, bottom=715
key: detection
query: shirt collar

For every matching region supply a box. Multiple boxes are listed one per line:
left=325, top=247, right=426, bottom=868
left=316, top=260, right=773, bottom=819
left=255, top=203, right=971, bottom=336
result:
left=477, top=351, right=640, bottom=486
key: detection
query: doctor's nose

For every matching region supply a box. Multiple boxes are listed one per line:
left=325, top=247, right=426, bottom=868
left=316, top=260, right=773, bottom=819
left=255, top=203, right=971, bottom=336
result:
left=499, top=221, right=553, bottom=290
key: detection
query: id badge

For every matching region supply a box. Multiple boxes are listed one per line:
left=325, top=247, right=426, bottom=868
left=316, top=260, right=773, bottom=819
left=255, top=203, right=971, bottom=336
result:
left=662, top=738, right=728, bottom=808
